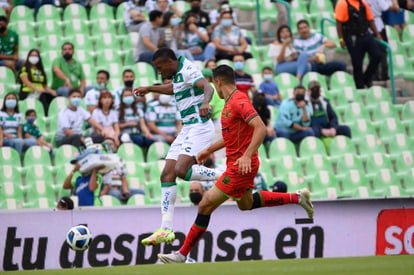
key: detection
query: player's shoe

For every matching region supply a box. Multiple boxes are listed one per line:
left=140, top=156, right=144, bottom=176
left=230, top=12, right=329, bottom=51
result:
left=158, top=251, right=186, bottom=264
left=297, top=188, right=314, bottom=218
left=141, top=229, right=175, bottom=246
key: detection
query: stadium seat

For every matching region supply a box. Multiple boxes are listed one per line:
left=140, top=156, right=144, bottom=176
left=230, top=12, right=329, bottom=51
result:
left=145, top=160, right=165, bottom=204
left=146, top=141, right=170, bottom=163
left=82, top=63, right=97, bottom=86
left=173, top=1, right=191, bottom=14
left=124, top=161, right=146, bottom=184
left=308, top=0, right=333, bottom=23
left=19, top=35, right=38, bottom=56
left=335, top=153, right=364, bottom=182
left=36, top=4, right=61, bottom=22
left=0, top=146, right=21, bottom=168
left=90, top=18, right=117, bottom=34
left=8, top=20, right=35, bottom=36
left=371, top=168, right=400, bottom=197
left=356, top=134, right=387, bottom=160
left=309, top=170, right=339, bottom=199
left=244, top=58, right=261, bottom=75
left=24, top=164, right=56, bottom=201
left=39, top=35, right=63, bottom=51
left=40, top=50, right=60, bottom=71
left=0, top=198, right=25, bottom=209
left=100, top=195, right=122, bottom=206
left=365, top=152, right=393, bottom=180
left=402, top=168, right=414, bottom=194
left=68, top=33, right=94, bottom=51
left=73, top=49, right=95, bottom=65
left=25, top=197, right=56, bottom=209
left=176, top=179, right=191, bottom=203
left=135, top=62, right=157, bottom=81
left=343, top=102, right=371, bottom=123
left=329, top=135, right=357, bottom=164
left=96, top=49, right=123, bottom=67
left=9, top=5, right=34, bottom=23
left=260, top=158, right=275, bottom=179
left=56, top=163, right=74, bottom=198
left=94, top=32, right=121, bottom=52
left=89, top=3, right=114, bottom=22
left=37, top=20, right=64, bottom=36
left=385, top=25, right=400, bottom=42
left=401, top=101, right=414, bottom=124
left=394, top=150, right=414, bottom=179
left=304, top=154, right=334, bottom=180
left=333, top=87, right=362, bottom=114
left=348, top=118, right=376, bottom=145
left=298, top=136, right=327, bottom=161
left=0, top=66, right=19, bottom=94
left=258, top=144, right=268, bottom=160
left=63, top=3, right=88, bottom=21
left=364, top=86, right=392, bottom=111
left=53, top=145, right=79, bottom=167
left=393, top=54, right=414, bottom=81
left=351, top=186, right=376, bottom=199
left=268, top=138, right=297, bottom=159
left=329, top=71, right=356, bottom=93
left=0, top=166, right=24, bottom=201
left=273, top=155, right=301, bottom=177
left=64, top=19, right=90, bottom=36
left=401, top=24, right=414, bottom=48
left=387, top=133, right=413, bottom=160
left=302, top=72, right=329, bottom=96
left=19, top=97, right=45, bottom=118
left=377, top=118, right=406, bottom=146
left=117, top=143, right=145, bottom=163
left=217, top=59, right=234, bottom=68
left=339, top=168, right=370, bottom=197
left=274, top=73, right=298, bottom=99
left=23, top=146, right=52, bottom=167
left=274, top=170, right=308, bottom=192
left=371, top=101, right=398, bottom=127
left=126, top=194, right=145, bottom=206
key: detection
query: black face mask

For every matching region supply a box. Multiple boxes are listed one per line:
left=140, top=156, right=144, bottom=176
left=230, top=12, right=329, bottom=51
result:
left=191, top=6, right=201, bottom=13
left=295, top=94, right=305, bottom=102
left=63, top=53, right=72, bottom=61
left=124, top=80, right=134, bottom=87
left=189, top=192, right=203, bottom=205
left=0, top=26, right=6, bottom=34
left=310, top=88, right=320, bottom=100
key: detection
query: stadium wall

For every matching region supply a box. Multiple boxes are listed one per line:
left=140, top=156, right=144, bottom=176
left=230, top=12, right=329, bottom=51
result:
left=0, top=198, right=413, bottom=271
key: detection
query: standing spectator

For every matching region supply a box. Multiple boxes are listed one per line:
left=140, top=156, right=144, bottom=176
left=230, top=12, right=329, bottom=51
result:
left=252, top=92, right=275, bottom=144
left=56, top=88, right=104, bottom=147
left=19, top=49, right=56, bottom=116
left=335, top=0, right=383, bottom=88
left=118, top=88, right=154, bottom=148
left=212, top=11, right=252, bottom=61
left=274, top=85, right=315, bottom=144
left=22, top=109, right=53, bottom=152
left=0, top=93, right=25, bottom=154
left=294, top=19, right=346, bottom=76
left=135, top=10, right=165, bottom=65
left=258, top=66, right=282, bottom=107
left=85, top=70, right=110, bottom=113
left=92, top=91, right=120, bottom=149
left=0, top=16, right=23, bottom=74
left=51, top=42, right=86, bottom=97
left=112, top=69, right=143, bottom=110
left=306, top=81, right=351, bottom=138
left=268, top=25, right=310, bottom=81
left=188, top=181, right=205, bottom=205
left=124, top=0, right=147, bottom=32
left=233, top=54, right=256, bottom=95
left=183, top=0, right=211, bottom=30
left=275, top=0, right=292, bottom=31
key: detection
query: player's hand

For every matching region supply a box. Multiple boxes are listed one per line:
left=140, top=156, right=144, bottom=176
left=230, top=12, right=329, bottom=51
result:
left=133, top=86, right=150, bottom=97
left=196, top=149, right=210, bottom=165
left=339, top=40, right=346, bottom=49
left=297, top=100, right=306, bottom=108
left=199, top=103, right=211, bottom=118
left=234, top=155, right=251, bottom=175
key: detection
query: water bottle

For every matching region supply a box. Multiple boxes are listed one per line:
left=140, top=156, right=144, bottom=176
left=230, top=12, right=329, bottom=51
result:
left=84, top=137, right=95, bottom=153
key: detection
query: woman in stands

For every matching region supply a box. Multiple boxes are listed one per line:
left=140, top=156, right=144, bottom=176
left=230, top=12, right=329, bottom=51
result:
left=19, top=49, right=56, bottom=116
left=267, top=25, right=310, bottom=81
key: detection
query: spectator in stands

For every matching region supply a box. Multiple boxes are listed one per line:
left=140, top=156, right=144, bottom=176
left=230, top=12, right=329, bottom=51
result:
left=335, top=0, right=383, bottom=89
left=274, top=85, right=315, bottom=144
left=271, top=180, right=288, bottom=193
left=92, top=90, right=120, bottom=149
left=212, top=11, right=252, bottom=61
left=0, top=0, right=12, bottom=19
left=209, top=0, right=237, bottom=31
left=101, top=137, right=145, bottom=203
left=306, top=81, right=351, bottom=139
left=258, top=66, right=282, bottom=107
left=268, top=25, right=310, bottom=81
left=135, top=10, right=165, bottom=65
left=205, top=59, right=217, bottom=70
left=146, top=93, right=181, bottom=144
left=124, top=0, right=147, bottom=32
left=252, top=92, right=275, bottom=145
left=253, top=172, right=269, bottom=192
left=85, top=70, right=111, bottom=113
left=19, top=49, right=56, bottom=116
left=118, top=88, right=154, bottom=149
left=0, top=92, right=25, bottom=154
left=189, top=181, right=205, bottom=205
left=57, top=196, right=74, bottom=210
left=146, top=0, right=182, bottom=17
left=22, top=0, right=54, bottom=14
left=56, top=88, right=104, bottom=148
left=51, top=42, right=86, bottom=97
left=63, top=161, right=104, bottom=207
left=22, top=109, right=53, bottom=152
left=0, top=15, right=23, bottom=74
left=382, top=5, right=406, bottom=38
left=294, top=19, right=347, bottom=76
left=233, top=54, right=256, bottom=95
left=177, top=13, right=216, bottom=62
left=183, top=0, right=211, bottom=30
left=113, top=69, right=144, bottom=111
left=161, top=12, right=180, bottom=54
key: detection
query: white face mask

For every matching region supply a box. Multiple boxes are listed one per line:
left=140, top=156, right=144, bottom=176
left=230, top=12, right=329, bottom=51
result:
left=28, top=56, right=39, bottom=65
left=159, top=94, right=172, bottom=105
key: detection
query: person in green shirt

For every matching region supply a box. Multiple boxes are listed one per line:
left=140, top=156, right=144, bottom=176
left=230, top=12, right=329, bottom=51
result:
left=22, top=109, right=53, bottom=152
left=0, top=15, right=23, bottom=74
left=51, top=42, right=86, bottom=97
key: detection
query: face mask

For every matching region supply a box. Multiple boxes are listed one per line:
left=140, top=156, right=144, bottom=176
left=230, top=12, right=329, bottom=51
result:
left=122, top=96, right=134, bottom=105
left=0, top=26, right=6, bottom=33
left=124, top=80, right=134, bottom=87
left=97, top=82, right=107, bottom=90
left=171, top=17, right=180, bottom=27
left=28, top=56, right=39, bottom=65
left=63, top=53, right=72, bottom=61
left=310, top=88, right=320, bottom=100
left=220, top=19, right=232, bottom=27
left=263, top=74, right=273, bottom=82
left=234, top=61, right=244, bottom=71
left=280, top=38, right=285, bottom=43
left=70, top=97, right=81, bottom=107
left=27, top=118, right=36, bottom=124
left=295, top=94, right=305, bottom=102
left=159, top=94, right=171, bottom=105
left=191, top=6, right=201, bottom=13
left=5, top=99, right=17, bottom=109
left=189, top=192, right=203, bottom=205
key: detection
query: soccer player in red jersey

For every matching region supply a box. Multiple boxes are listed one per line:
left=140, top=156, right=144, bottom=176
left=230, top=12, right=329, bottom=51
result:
left=157, top=65, right=314, bottom=264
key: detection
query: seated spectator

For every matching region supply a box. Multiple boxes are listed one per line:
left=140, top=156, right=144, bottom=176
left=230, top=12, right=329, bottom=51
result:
left=205, top=59, right=217, bottom=70
left=22, top=0, right=54, bottom=14
left=135, top=10, right=165, bottom=65
left=233, top=54, right=256, bottom=95
left=22, top=109, right=53, bottom=152
left=146, top=93, right=181, bottom=144
left=252, top=92, right=276, bottom=145
left=183, top=0, right=211, bottom=30
left=113, top=69, right=146, bottom=111
left=161, top=12, right=180, bottom=54
left=85, top=70, right=111, bottom=113
left=268, top=25, right=310, bottom=81
left=19, top=49, right=56, bottom=116
left=0, top=92, right=25, bottom=154
left=0, top=15, right=23, bottom=74
left=258, top=66, right=282, bottom=107
left=177, top=13, right=215, bottom=62
left=124, top=0, right=147, bottom=32
left=92, top=90, right=120, bottom=149
left=63, top=161, right=104, bottom=207
left=306, top=81, right=351, bottom=138
left=189, top=181, right=206, bottom=205
left=118, top=88, right=154, bottom=148
left=0, top=0, right=12, bottom=18
left=212, top=11, right=252, bottom=61
left=294, top=19, right=346, bottom=76
left=51, top=42, right=86, bottom=97
left=209, top=0, right=237, bottom=31
left=100, top=138, right=145, bottom=203
left=57, top=196, right=74, bottom=210
left=382, top=6, right=406, bottom=38
left=146, top=0, right=182, bottom=17
left=274, top=85, right=315, bottom=144
left=56, top=88, right=104, bottom=148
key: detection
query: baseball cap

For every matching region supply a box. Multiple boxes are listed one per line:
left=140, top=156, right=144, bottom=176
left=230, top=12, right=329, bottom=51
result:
left=271, top=181, right=288, bottom=193
left=308, top=80, right=320, bottom=90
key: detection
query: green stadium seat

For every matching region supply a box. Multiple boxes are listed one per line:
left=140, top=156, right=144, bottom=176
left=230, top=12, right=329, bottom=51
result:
left=145, top=160, right=165, bottom=204
left=89, top=3, right=114, bottom=22
left=40, top=50, right=60, bottom=71
left=388, top=39, right=405, bottom=55
left=401, top=101, right=414, bottom=124
left=258, top=144, right=268, bottom=160
left=343, top=102, right=371, bottom=123
left=0, top=147, right=21, bottom=168
left=385, top=25, right=400, bottom=41
left=260, top=158, right=275, bottom=179
left=90, top=18, right=117, bottom=34
left=377, top=118, right=406, bottom=146
left=172, top=1, right=191, bottom=14
left=55, top=163, right=74, bottom=198
left=94, top=32, right=121, bottom=52
left=176, top=179, right=191, bottom=203
left=25, top=197, right=57, bottom=209
left=53, top=144, right=79, bottom=167
left=371, top=168, right=400, bottom=197
left=47, top=96, right=67, bottom=117
left=308, top=0, right=333, bottom=22
left=0, top=166, right=24, bottom=201
left=274, top=73, right=299, bottom=99
left=37, top=20, right=64, bottom=36
left=333, top=87, right=362, bottom=113
left=395, top=151, right=414, bottom=180
left=9, top=5, right=34, bottom=23
left=36, top=4, right=61, bottom=22
left=126, top=194, right=145, bottom=206
left=8, top=20, right=35, bottom=36
left=274, top=169, right=308, bottom=192
left=365, top=152, right=393, bottom=181
left=19, top=97, right=45, bottom=118
left=387, top=133, right=413, bottom=160
left=100, top=195, right=121, bottom=206
left=244, top=58, right=261, bottom=75
left=273, top=155, right=301, bottom=177
left=0, top=198, right=25, bottom=209
left=371, top=101, right=398, bottom=127
left=364, top=86, right=392, bottom=111
left=63, top=3, right=88, bottom=21
left=329, top=135, right=357, bottom=164
left=335, top=153, right=364, bottom=183
left=393, top=54, right=414, bottom=81
left=124, top=161, right=146, bottom=184
left=347, top=118, right=376, bottom=145
left=24, top=164, right=56, bottom=201
left=0, top=66, right=19, bottom=94
left=146, top=141, right=170, bottom=163
left=356, top=134, right=387, bottom=160
left=304, top=154, right=334, bottom=179
left=299, top=136, right=327, bottom=161
left=351, top=186, right=376, bottom=198
left=402, top=168, right=414, bottom=194
left=259, top=0, right=278, bottom=23
left=339, top=168, right=370, bottom=197
left=64, top=19, right=90, bottom=36
left=329, top=71, right=356, bottom=93
left=23, top=145, right=52, bottom=167
left=302, top=72, right=329, bottom=97
left=309, top=170, right=339, bottom=199
left=134, top=62, right=157, bottom=80
left=401, top=24, right=414, bottom=48
left=117, top=143, right=145, bottom=163
left=39, top=35, right=63, bottom=51
left=82, top=63, right=97, bottom=86
left=217, top=59, right=234, bottom=69
left=268, top=138, right=297, bottom=159
left=96, top=49, right=123, bottom=67
left=19, top=35, right=38, bottom=56
left=73, top=49, right=95, bottom=65
left=68, top=33, right=94, bottom=51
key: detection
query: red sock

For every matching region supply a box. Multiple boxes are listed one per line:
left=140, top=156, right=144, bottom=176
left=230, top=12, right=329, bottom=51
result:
left=179, top=224, right=207, bottom=257
left=258, top=190, right=299, bottom=207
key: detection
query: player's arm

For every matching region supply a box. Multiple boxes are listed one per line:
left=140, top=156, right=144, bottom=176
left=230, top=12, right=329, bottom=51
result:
left=244, top=115, right=266, bottom=159
left=196, top=78, right=214, bottom=118
left=197, top=139, right=225, bottom=165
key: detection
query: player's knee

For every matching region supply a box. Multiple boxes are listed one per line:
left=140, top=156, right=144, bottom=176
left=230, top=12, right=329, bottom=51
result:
left=174, top=167, right=187, bottom=179
left=238, top=204, right=251, bottom=211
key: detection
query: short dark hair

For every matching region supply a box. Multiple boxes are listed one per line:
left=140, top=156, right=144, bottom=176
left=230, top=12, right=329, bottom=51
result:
left=25, top=109, right=36, bottom=117
left=213, top=65, right=235, bottom=84
left=97, top=70, right=110, bottom=80
left=149, top=10, right=163, bottom=22
left=0, top=15, right=8, bottom=23
left=297, top=19, right=309, bottom=28
left=58, top=197, right=74, bottom=210
left=152, top=47, right=177, bottom=62
left=122, top=68, right=135, bottom=77
left=62, top=42, right=74, bottom=50
left=276, top=24, right=292, bottom=42
left=293, top=85, right=306, bottom=92
left=68, top=88, right=82, bottom=97
left=262, top=66, right=273, bottom=72
left=220, top=10, right=232, bottom=18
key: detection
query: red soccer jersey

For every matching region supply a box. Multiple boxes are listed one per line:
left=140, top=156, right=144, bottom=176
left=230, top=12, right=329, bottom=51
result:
left=221, top=90, right=259, bottom=160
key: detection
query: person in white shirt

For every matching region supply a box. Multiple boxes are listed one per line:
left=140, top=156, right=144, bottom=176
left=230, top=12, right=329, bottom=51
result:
left=85, top=70, right=110, bottom=113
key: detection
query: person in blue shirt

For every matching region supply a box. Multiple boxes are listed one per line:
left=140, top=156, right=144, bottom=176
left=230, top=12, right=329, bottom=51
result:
left=258, top=66, right=282, bottom=107
left=274, top=85, right=315, bottom=143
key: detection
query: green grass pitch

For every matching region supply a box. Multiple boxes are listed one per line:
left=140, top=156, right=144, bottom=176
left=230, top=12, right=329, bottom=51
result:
left=4, top=255, right=414, bottom=275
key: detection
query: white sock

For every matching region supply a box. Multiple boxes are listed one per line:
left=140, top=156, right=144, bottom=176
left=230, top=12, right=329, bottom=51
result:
left=189, top=164, right=222, bottom=181
left=160, top=185, right=176, bottom=230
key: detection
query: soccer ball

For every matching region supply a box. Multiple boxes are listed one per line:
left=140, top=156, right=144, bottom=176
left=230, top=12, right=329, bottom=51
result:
left=66, top=225, right=92, bottom=251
